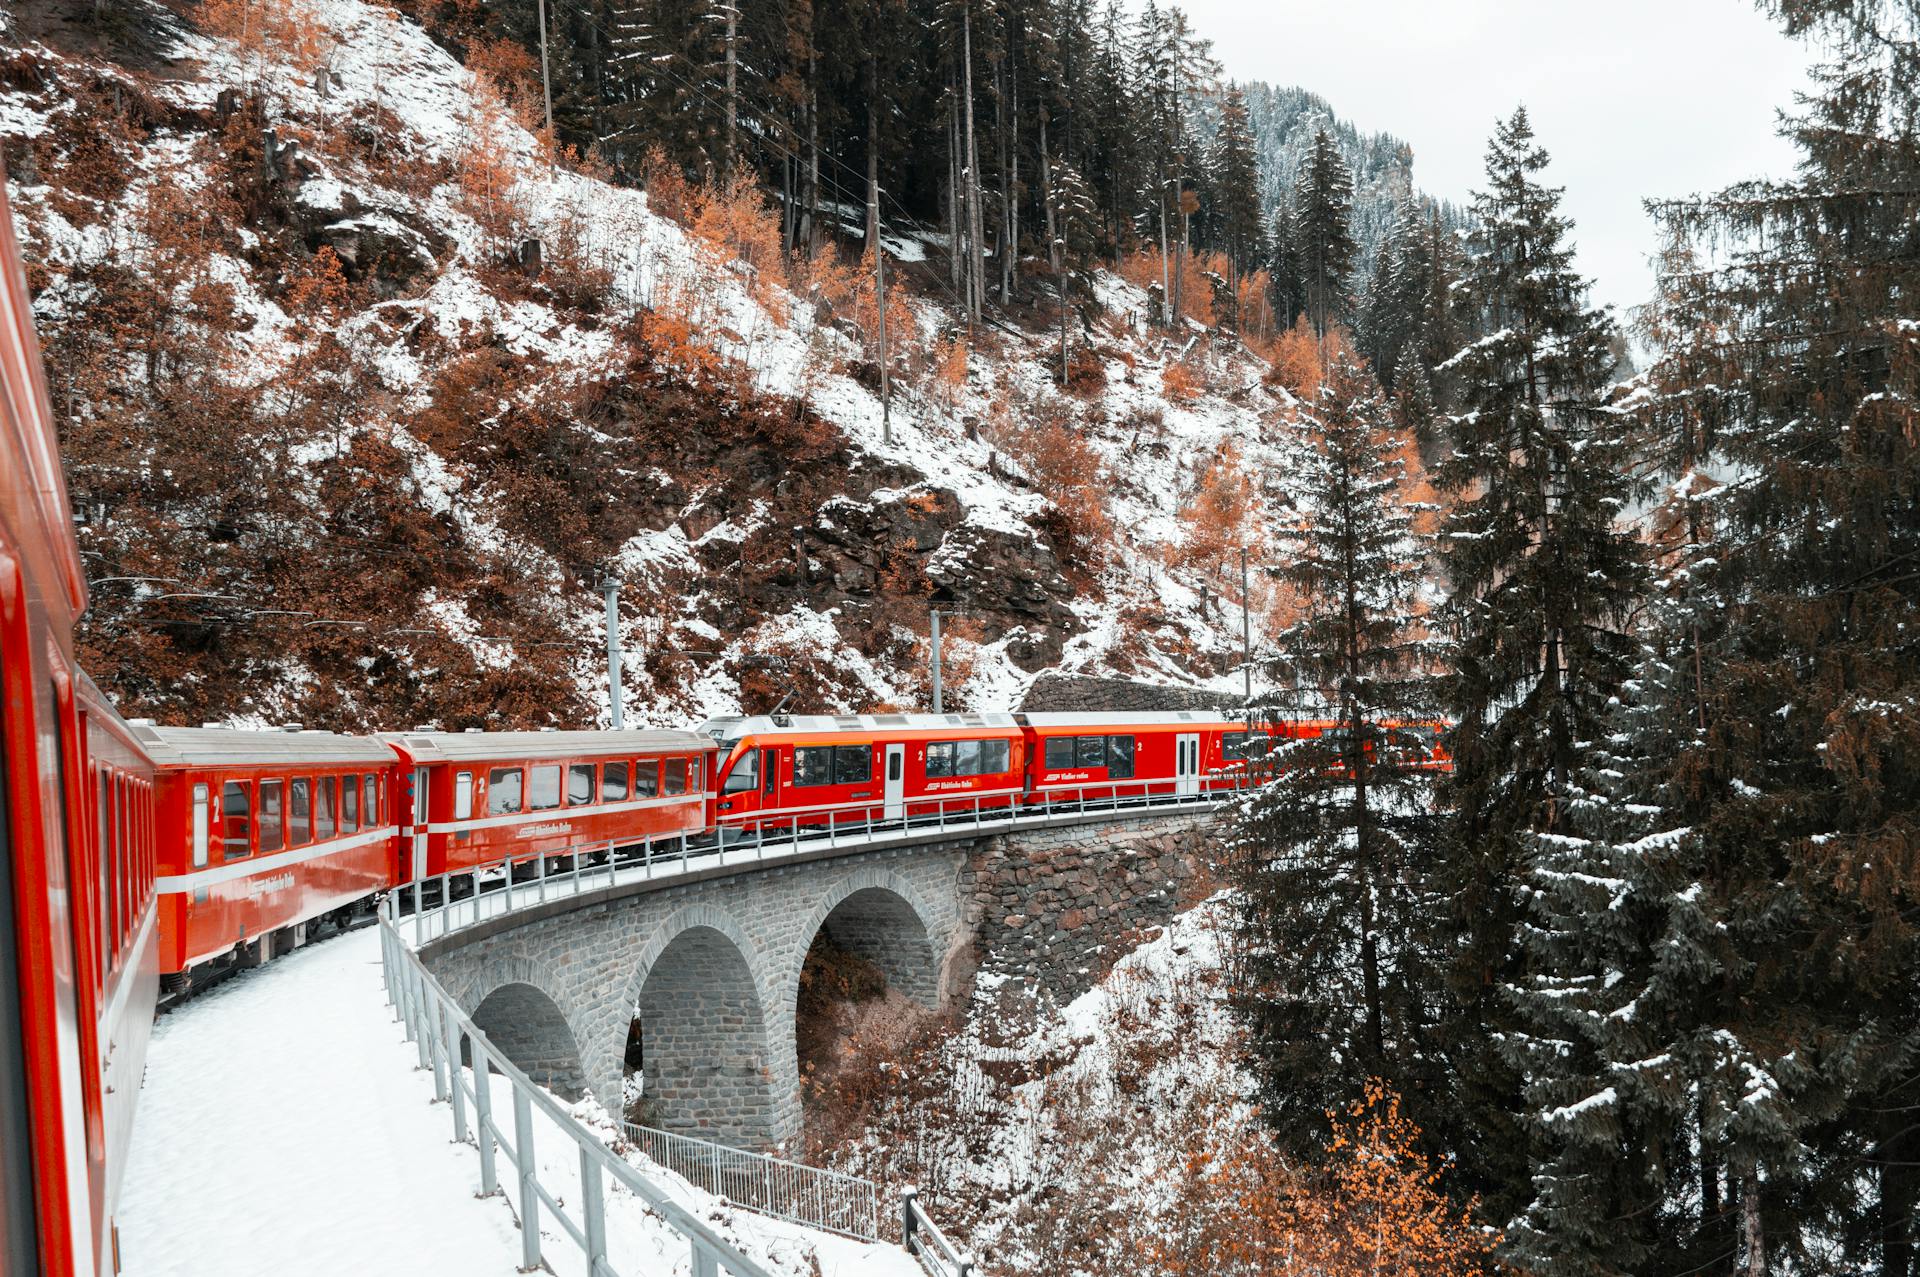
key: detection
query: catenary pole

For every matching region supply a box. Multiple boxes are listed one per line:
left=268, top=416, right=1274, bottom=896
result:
left=536, top=0, right=554, bottom=138
left=930, top=608, right=943, bottom=714
left=604, top=578, right=624, bottom=729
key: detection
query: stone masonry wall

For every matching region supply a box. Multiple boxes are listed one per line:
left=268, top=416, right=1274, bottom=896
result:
left=959, top=811, right=1222, bottom=1004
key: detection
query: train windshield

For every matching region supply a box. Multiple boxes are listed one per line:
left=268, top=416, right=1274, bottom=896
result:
left=723, top=749, right=759, bottom=793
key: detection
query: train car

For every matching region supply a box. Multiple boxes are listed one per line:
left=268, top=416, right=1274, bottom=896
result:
left=381, top=730, right=718, bottom=882
left=138, top=726, right=400, bottom=986
left=1019, top=710, right=1267, bottom=806
left=702, top=713, right=1026, bottom=837
left=0, top=166, right=155, bottom=1274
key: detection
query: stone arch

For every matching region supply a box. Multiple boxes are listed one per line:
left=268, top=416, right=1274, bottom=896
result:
left=469, top=976, right=589, bottom=1101
left=624, top=903, right=781, bottom=1147
left=789, top=867, right=945, bottom=1014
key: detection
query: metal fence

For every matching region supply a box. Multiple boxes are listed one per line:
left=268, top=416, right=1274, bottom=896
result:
left=902, top=1190, right=975, bottom=1277
left=622, top=1122, right=883, bottom=1241
left=395, top=777, right=1239, bottom=952
left=377, top=902, right=782, bottom=1277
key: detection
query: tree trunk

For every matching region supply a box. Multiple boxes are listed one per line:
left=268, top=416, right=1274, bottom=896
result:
left=724, top=0, right=738, bottom=180
left=962, top=5, right=985, bottom=323
left=1038, top=111, right=1058, bottom=274
left=948, top=89, right=963, bottom=294
left=1741, top=1170, right=1766, bottom=1277
left=806, top=44, right=821, bottom=258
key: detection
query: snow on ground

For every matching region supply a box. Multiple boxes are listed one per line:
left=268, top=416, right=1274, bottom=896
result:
left=119, top=927, right=917, bottom=1277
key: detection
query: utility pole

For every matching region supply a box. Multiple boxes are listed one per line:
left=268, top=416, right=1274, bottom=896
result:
left=536, top=0, right=554, bottom=139
left=930, top=608, right=943, bottom=713
left=603, top=577, right=624, bottom=729
left=723, top=0, right=738, bottom=179
left=1240, top=545, right=1254, bottom=723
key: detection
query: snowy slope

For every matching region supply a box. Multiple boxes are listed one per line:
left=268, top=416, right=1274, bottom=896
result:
left=118, top=926, right=918, bottom=1277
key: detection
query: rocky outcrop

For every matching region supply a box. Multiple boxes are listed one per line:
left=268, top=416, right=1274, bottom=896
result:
left=1019, top=673, right=1228, bottom=713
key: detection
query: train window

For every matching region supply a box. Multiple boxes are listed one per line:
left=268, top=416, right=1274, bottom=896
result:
left=454, top=772, right=473, bottom=842
left=342, top=777, right=360, bottom=834
left=192, top=784, right=210, bottom=868
left=1044, top=737, right=1074, bottom=769
left=952, top=739, right=981, bottom=775
left=834, top=746, right=871, bottom=785
left=690, top=757, right=702, bottom=791
left=1223, top=731, right=1248, bottom=761
left=315, top=777, right=336, bottom=840
left=568, top=763, right=597, bottom=805
left=634, top=759, right=659, bottom=798
left=792, top=747, right=834, bottom=787
left=602, top=761, right=629, bottom=802
left=223, top=782, right=253, bottom=859
left=764, top=749, right=777, bottom=793
left=290, top=779, right=312, bottom=845
left=723, top=751, right=759, bottom=793
left=925, top=742, right=953, bottom=777
left=1075, top=736, right=1108, bottom=769
left=530, top=765, right=562, bottom=811
left=982, top=739, right=1011, bottom=774
left=488, top=767, right=523, bottom=815
left=365, top=775, right=379, bottom=825
left=259, top=780, right=284, bottom=853
left=115, top=775, right=128, bottom=945
left=1107, top=735, right=1135, bottom=779
left=663, top=758, right=686, bottom=796
left=95, top=773, right=112, bottom=954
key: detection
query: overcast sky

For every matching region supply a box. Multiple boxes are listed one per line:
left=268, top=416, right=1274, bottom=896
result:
left=1177, top=0, right=1816, bottom=321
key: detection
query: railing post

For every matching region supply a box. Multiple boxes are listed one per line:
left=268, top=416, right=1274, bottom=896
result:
left=443, top=999, right=469, bottom=1143
left=581, top=1147, right=608, bottom=1274
left=512, top=1085, right=541, bottom=1271
left=645, top=837, right=653, bottom=880
left=536, top=852, right=546, bottom=904
left=425, top=974, right=449, bottom=1102
left=473, top=1039, right=499, bottom=1197
left=901, top=1188, right=919, bottom=1252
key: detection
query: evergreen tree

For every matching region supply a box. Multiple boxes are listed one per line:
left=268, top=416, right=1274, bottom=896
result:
left=1622, top=4, right=1920, bottom=1270
left=1232, top=351, right=1447, bottom=1153
left=1291, top=128, right=1357, bottom=337
left=1430, top=106, right=1643, bottom=1222
left=1203, top=84, right=1266, bottom=281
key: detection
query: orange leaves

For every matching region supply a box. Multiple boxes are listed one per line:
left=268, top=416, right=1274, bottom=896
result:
left=1237, top=269, right=1279, bottom=346
left=686, top=169, right=788, bottom=323
left=1266, top=316, right=1363, bottom=402
left=1119, top=246, right=1218, bottom=328
left=1175, top=439, right=1259, bottom=576
left=465, top=38, right=545, bottom=132
left=456, top=91, right=525, bottom=249
left=1151, top=1083, right=1495, bottom=1277
left=1161, top=359, right=1204, bottom=404
left=198, top=0, right=331, bottom=75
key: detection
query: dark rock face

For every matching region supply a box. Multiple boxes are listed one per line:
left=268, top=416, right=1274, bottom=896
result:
left=1019, top=673, right=1226, bottom=713
left=959, top=813, right=1220, bottom=1005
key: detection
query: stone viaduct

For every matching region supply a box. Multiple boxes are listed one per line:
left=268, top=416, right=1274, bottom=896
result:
left=422, top=808, right=1223, bottom=1149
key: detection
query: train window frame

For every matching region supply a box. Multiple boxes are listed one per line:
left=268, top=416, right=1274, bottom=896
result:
left=982, top=739, right=1011, bottom=774
left=453, top=771, right=473, bottom=842
left=341, top=775, right=359, bottom=834
left=792, top=746, right=834, bottom=788
left=488, top=767, right=524, bottom=816
left=952, top=739, right=981, bottom=775
left=529, top=764, right=562, bottom=811
left=690, top=756, right=703, bottom=791
left=763, top=748, right=777, bottom=793
left=314, top=776, right=336, bottom=840
left=364, top=774, right=379, bottom=826
left=1106, top=735, right=1135, bottom=779
left=723, top=751, right=759, bottom=793
left=222, top=781, right=253, bottom=860
left=925, top=741, right=954, bottom=777
left=834, top=745, right=872, bottom=786
left=259, top=780, right=285, bottom=854
left=568, top=763, right=597, bottom=805
left=602, top=761, right=629, bottom=802
left=191, top=783, right=210, bottom=869
left=1043, top=737, right=1074, bottom=769
left=634, top=759, right=659, bottom=798
left=663, top=757, right=687, bottom=797
left=1074, top=736, right=1108, bottom=769
left=289, top=778, right=312, bottom=846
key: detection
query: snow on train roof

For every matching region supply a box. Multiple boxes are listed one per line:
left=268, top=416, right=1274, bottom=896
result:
left=1017, top=710, right=1241, bottom=727
left=379, top=729, right=713, bottom=762
left=130, top=724, right=398, bottom=767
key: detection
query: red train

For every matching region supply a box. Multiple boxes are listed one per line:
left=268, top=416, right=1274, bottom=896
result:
left=1, top=174, right=157, bottom=1276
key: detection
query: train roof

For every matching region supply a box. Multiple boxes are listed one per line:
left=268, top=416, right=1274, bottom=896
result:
left=130, top=724, right=398, bottom=767
left=699, top=713, right=1020, bottom=742
left=1018, top=710, right=1243, bottom=728
left=379, top=729, right=713, bottom=763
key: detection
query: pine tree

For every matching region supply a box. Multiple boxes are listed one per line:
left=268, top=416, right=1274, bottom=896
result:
left=1291, top=128, right=1357, bottom=338
left=1430, top=106, right=1643, bottom=1223
left=1205, top=84, right=1266, bottom=282
left=1625, top=4, right=1920, bottom=1270
left=1232, top=351, right=1448, bottom=1153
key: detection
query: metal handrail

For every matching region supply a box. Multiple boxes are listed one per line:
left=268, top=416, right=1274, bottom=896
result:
left=902, top=1190, right=975, bottom=1277
left=376, top=901, right=782, bottom=1277
left=394, top=775, right=1244, bottom=952
left=622, top=1121, right=883, bottom=1241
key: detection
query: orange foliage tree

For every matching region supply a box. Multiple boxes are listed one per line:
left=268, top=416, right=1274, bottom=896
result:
left=1153, top=1083, right=1496, bottom=1277
left=1119, top=246, right=1218, bottom=328
left=1176, top=439, right=1257, bottom=576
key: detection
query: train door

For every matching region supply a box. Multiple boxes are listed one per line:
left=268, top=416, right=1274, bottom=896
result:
left=883, top=744, right=905, bottom=823
left=409, top=767, right=428, bottom=882
left=1175, top=733, right=1200, bottom=798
